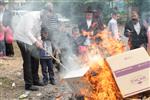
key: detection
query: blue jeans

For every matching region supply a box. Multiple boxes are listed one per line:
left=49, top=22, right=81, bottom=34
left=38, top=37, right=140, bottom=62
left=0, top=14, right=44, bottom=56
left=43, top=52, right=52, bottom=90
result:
left=40, top=58, right=54, bottom=82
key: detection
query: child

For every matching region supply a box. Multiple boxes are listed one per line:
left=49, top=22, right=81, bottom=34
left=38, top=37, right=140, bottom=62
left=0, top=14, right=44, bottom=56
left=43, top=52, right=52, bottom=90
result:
left=40, top=27, right=56, bottom=85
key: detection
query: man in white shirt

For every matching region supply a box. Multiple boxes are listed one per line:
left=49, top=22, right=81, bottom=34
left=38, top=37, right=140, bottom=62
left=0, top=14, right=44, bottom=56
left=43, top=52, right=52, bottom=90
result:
left=15, top=11, right=42, bottom=47
left=108, top=12, right=120, bottom=40
left=15, top=11, right=44, bottom=91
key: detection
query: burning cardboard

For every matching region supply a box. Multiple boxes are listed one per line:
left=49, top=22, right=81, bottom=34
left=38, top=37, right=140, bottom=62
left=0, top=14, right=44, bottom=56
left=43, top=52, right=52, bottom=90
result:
left=62, top=66, right=91, bottom=94
left=106, top=47, right=150, bottom=98
left=63, top=67, right=89, bottom=79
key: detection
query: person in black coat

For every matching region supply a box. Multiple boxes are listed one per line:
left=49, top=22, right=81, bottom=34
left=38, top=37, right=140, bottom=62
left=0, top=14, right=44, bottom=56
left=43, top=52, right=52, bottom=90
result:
left=78, top=7, right=98, bottom=37
left=78, top=7, right=98, bottom=47
left=124, top=9, right=148, bottom=50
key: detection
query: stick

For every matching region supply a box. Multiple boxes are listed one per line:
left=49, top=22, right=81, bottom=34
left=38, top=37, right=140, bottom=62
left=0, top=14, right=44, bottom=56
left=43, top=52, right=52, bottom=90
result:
left=42, top=48, right=70, bottom=71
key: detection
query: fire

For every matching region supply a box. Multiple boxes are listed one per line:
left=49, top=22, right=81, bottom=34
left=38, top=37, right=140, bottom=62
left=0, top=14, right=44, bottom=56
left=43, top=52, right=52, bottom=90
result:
left=79, top=29, right=125, bottom=100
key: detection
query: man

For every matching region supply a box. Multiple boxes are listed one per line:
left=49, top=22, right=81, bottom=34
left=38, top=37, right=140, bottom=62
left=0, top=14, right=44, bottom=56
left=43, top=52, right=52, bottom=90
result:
left=124, top=9, right=147, bottom=50
left=78, top=6, right=98, bottom=46
left=15, top=11, right=44, bottom=91
left=0, top=0, right=14, bottom=57
left=41, top=2, right=59, bottom=47
left=108, top=12, right=120, bottom=40
left=78, top=7, right=97, bottom=37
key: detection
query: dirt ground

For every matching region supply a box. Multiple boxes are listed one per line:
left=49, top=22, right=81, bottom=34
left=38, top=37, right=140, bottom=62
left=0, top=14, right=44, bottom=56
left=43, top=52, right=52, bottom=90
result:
left=0, top=29, right=150, bottom=100
left=0, top=42, right=72, bottom=100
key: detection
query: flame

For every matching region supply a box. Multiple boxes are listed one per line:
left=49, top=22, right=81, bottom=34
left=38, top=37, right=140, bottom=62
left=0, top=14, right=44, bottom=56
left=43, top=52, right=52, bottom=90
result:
left=79, top=29, right=125, bottom=100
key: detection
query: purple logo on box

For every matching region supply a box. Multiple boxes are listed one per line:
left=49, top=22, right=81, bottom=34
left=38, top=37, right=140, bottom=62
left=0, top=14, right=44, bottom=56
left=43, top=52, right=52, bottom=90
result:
left=130, top=75, right=147, bottom=85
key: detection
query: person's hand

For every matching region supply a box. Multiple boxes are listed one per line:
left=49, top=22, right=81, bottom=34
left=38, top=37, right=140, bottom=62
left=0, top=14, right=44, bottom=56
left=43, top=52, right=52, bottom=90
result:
left=35, top=40, right=43, bottom=49
left=140, top=44, right=145, bottom=48
left=127, top=32, right=132, bottom=36
left=126, top=29, right=132, bottom=36
left=56, top=49, right=61, bottom=54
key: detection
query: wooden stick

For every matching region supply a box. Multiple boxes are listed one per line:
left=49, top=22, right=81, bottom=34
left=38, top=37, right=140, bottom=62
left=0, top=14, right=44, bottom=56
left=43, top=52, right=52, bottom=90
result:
left=42, top=48, right=70, bottom=71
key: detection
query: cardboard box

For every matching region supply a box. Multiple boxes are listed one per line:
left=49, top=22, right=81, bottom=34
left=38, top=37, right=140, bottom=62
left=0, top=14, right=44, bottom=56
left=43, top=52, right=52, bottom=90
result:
left=62, top=67, right=91, bottom=94
left=106, top=47, right=150, bottom=97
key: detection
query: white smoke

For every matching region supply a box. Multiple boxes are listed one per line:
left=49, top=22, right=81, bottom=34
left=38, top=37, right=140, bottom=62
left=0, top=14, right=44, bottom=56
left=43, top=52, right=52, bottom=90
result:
left=12, top=1, right=84, bottom=77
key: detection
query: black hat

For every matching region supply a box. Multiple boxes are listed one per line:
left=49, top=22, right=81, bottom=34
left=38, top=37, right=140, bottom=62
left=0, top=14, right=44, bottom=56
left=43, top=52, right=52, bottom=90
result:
left=84, top=6, right=94, bottom=13
left=41, top=27, right=49, bottom=33
left=0, top=0, right=6, bottom=6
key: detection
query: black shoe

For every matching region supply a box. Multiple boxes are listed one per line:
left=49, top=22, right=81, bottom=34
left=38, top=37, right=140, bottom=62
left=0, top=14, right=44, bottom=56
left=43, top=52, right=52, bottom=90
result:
left=33, top=81, right=44, bottom=86
left=25, top=85, right=39, bottom=91
left=49, top=79, right=56, bottom=85
left=43, top=81, right=48, bottom=86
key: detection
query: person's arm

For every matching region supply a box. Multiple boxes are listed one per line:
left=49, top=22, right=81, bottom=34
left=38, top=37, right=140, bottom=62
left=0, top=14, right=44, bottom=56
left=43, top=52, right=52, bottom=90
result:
left=147, top=27, right=150, bottom=47
left=124, top=21, right=132, bottom=37
left=142, top=23, right=148, bottom=43
left=24, top=16, right=43, bottom=48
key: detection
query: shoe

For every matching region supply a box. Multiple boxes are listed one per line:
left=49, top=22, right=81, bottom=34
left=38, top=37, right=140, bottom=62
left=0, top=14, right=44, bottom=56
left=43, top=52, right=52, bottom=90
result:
left=43, top=81, right=48, bottom=86
left=25, top=85, right=39, bottom=91
left=33, top=81, right=44, bottom=86
left=49, top=78, right=56, bottom=85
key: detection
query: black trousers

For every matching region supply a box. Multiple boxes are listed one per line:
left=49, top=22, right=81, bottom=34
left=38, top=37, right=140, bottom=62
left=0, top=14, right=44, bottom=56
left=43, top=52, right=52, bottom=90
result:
left=17, top=41, right=39, bottom=87
left=5, top=42, right=14, bottom=56
left=40, top=58, right=54, bottom=82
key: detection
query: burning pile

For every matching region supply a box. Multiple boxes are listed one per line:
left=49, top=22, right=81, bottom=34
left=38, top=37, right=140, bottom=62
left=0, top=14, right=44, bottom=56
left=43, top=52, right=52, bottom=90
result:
left=79, top=30, right=125, bottom=100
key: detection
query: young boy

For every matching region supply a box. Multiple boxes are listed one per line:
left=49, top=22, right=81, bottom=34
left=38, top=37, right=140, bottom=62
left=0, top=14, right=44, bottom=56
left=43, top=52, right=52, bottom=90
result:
left=40, top=27, right=56, bottom=85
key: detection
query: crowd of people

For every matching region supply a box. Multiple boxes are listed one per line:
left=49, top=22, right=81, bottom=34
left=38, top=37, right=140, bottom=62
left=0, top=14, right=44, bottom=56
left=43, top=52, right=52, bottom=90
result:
left=0, top=0, right=14, bottom=58
left=0, top=0, right=150, bottom=91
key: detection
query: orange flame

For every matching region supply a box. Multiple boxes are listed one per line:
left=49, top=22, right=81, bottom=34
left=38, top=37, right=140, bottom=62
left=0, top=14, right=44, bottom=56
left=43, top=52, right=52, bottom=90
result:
left=79, top=29, right=125, bottom=100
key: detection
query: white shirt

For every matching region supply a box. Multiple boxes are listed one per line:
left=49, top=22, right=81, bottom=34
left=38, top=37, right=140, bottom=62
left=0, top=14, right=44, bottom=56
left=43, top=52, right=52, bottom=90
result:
left=0, top=12, right=4, bottom=22
left=0, top=9, right=4, bottom=22
left=14, top=11, right=41, bottom=45
left=86, top=19, right=92, bottom=29
left=134, top=22, right=141, bottom=35
left=108, top=18, right=119, bottom=39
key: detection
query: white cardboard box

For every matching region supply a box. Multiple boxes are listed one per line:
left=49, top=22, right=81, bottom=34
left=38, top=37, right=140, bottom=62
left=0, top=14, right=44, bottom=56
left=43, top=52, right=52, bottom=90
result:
left=106, top=47, right=150, bottom=97
left=62, top=67, right=90, bottom=94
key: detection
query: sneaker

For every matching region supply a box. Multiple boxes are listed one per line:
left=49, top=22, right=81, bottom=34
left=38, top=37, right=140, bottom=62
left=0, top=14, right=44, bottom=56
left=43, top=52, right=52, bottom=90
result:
left=25, top=85, right=39, bottom=91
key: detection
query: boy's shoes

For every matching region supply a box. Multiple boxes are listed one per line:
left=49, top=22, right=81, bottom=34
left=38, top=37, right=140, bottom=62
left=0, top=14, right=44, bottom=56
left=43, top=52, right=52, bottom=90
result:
left=33, top=81, right=44, bottom=86
left=43, top=81, right=48, bottom=86
left=49, top=78, right=56, bottom=85
left=25, top=85, right=39, bottom=91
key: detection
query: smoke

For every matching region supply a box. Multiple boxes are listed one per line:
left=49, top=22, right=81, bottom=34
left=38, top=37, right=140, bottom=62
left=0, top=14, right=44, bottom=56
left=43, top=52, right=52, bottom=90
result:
left=12, top=1, right=84, bottom=78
